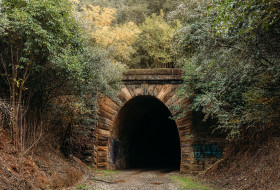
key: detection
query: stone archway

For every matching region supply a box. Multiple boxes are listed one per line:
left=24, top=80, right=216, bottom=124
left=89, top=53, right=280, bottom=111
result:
left=94, top=69, right=193, bottom=173
left=112, top=95, right=181, bottom=170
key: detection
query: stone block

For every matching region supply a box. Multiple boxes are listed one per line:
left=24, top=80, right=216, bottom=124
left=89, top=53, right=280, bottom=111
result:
left=142, top=83, right=149, bottom=95
left=127, top=84, right=141, bottom=96
left=157, top=84, right=172, bottom=101
left=117, top=87, right=132, bottom=103
left=124, top=68, right=183, bottom=76
left=99, top=103, right=118, bottom=115
left=190, top=171, right=199, bottom=175
left=147, top=84, right=156, bottom=96
left=97, top=157, right=107, bottom=163
left=98, top=116, right=113, bottom=126
left=182, top=147, right=190, bottom=153
left=181, top=142, right=191, bottom=147
left=98, top=129, right=111, bottom=137
left=180, top=138, right=193, bottom=144
left=97, top=151, right=107, bottom=157
left=161, top=86, right=175, bottom=102
left=97, top=135, right=109, bottom=141
left=180, top=164, right=191, bottom=173
left=97, top=163, right=107, bottom=169
left=179, top=131, right=191, bottom=137
left=153, top=84, right=164, bottom=97
left=190, top=164, right=204, bottom=171
left=98, top=123, right=111, bottom=131
left=165, top=94, right=178, bottom=108
left=97, top=146, right=108, bottom=152
left=182, top=153, right=189, bottom=159
left=98, top=109, right=114, bottom=121
left=99, top=97, right=120, bottom=112
left=97, top=140, right=108, bottom=146
left=175, top=117, right=188, bottom=125
left=181, top=159, right=191, bottom=165
left=177, top=125, right=188, bottom=131
left=125, top=84, right=139, bottom=97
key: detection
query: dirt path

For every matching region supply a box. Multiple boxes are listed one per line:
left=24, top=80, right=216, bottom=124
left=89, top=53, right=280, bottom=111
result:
left=72, top=169, right=181, bottom=190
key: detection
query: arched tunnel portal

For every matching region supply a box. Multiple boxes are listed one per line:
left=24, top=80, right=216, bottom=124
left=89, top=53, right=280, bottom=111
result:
left=94, top=69, right=223, bottom=173
left=95, top=69, right=193, bottom=173
left=113, top=95, right=181, bottom=169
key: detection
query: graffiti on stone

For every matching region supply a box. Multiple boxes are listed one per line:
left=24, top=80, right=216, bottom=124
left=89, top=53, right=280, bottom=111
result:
left=192, top=143, right=222, bottom=162
left=110, top=137, right=125, bottom=168
left=111, top=137, right=120, bottom=164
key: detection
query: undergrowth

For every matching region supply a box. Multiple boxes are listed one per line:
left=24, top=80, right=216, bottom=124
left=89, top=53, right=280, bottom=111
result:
left=171, top=175, right=213, bottom=190
left=75, top=183, right=88, bottom=190
left=95, top=169, right=120, bottom=176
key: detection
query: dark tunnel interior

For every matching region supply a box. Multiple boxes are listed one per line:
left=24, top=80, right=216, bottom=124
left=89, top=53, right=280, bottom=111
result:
left=115, top=95, right=181, bottom=170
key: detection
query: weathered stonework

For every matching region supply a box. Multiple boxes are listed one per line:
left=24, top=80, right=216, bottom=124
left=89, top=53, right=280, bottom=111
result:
left=94, top=69, right=222, bottom=173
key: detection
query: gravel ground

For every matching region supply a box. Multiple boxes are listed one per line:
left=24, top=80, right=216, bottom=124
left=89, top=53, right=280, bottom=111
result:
left=68, top=169, right=181, bottom=190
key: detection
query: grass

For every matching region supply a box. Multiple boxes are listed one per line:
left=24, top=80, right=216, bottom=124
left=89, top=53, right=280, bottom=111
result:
left=75, top=183, right=88, bottom=190
left=171, top=175, right=213, bottom=190
left=95, top=169, right=119, bottom=176
left=91, top=169, right=120, bottom=184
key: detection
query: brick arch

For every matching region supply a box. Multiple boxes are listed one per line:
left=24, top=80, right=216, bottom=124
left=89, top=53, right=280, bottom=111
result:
left=95, top=82, right=192, bottom=173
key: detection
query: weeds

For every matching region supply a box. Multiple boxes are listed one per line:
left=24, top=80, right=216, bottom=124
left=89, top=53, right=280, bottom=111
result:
left=171, top=175, right=213, bottom=190
left=75, top=183, right=88, bottom=190
left=95, top=169, right=119, bottom=176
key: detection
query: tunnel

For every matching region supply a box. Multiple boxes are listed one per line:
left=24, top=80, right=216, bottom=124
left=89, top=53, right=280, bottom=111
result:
left=113, top=95, right=181, bottom=170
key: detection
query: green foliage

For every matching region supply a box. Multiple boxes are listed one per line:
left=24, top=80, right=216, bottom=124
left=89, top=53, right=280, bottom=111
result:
left=0, top=3, right=7, bottom=35
left=82, top=46, right=124, bottom=101
left=0, top=0, right=124, bottom=152
left=78, top=0, right=188, bottom=68
left=75, top=183, right=88, bottom=190
left=212, top=0, right=280, bottom=35
left=133, top=12, right=181, bottom=68
left=74, top=2, right=141, bottom=66
left=85, top=0, right=185, bottom=24
left=171, top=175, right=213, bottom=190
left=176, top=0, right=280, bottom=139
left=95, top=169, right=120, bottom=176
left=0, top=0, right=85, bottom=103
left=0, top=0, right=123, bottom=110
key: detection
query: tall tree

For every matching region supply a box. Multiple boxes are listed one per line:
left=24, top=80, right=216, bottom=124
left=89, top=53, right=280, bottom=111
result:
left=0, top=0, right=124, bottom=149
left=175, top=0, right=280, bottom=138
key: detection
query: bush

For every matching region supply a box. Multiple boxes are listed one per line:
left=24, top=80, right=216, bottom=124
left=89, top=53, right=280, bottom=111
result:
left=175, top=0, right=280, bottom=139
left=0, top=0, right=124, bottom=153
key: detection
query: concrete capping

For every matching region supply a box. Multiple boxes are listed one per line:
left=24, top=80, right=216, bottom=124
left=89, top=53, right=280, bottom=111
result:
left=123, top=69, right=183, bottom=84
left=124, top=68, right=183, bottom=75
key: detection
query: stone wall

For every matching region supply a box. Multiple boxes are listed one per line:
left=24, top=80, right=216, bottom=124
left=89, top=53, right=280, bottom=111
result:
left=93, top=69, right=223, bottom=173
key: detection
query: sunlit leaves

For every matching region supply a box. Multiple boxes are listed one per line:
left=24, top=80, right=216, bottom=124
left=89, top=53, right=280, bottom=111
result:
left=81, top=5, right=116, bottom=27
left=78, top=3, right=141, bottom=65
left=137, top=11, right=181, bottom=67
left=94, top=22, right=141, bottom=64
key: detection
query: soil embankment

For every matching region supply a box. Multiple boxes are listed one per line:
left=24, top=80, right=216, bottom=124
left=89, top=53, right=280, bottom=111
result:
left=0, top=128, right=88, bottom=189
left=205, top=137, right=280, bottom=190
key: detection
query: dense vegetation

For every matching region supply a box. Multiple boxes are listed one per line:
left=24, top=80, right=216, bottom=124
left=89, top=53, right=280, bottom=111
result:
left=0, top=0, right=279, bottom=158
left=82, top=0, right=280, bottom=140
left=0, top=0, right=123, bottom=154
left=175, top=0, right=280, bottom=140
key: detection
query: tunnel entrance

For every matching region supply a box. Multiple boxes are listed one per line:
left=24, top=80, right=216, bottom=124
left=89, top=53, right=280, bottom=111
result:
left=113, top=95, right=181, bottom=170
